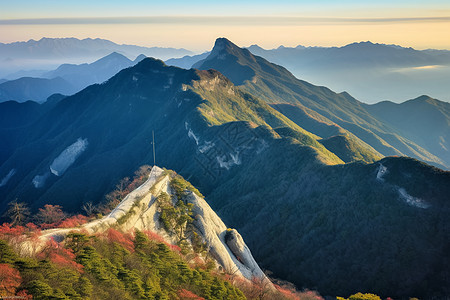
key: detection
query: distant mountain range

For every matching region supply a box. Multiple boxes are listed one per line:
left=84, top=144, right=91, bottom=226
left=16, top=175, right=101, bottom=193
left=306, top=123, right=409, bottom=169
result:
left=168, top=41, right=450, bottom=103
left=1, top=38, right=449, bottom=298
left=0, top=77, right=75, bottom=103
left=0, top=37, right=193, bottom=78
left=0, top=52, right=145, bottom=103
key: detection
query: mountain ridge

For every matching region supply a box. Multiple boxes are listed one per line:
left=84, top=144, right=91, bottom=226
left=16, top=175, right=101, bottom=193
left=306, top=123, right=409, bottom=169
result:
left=1, top=39, right=449, bottom=298
left=195, top=38, right=447, bottom=168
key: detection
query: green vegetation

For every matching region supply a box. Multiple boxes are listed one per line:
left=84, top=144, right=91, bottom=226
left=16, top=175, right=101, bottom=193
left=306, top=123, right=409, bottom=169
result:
left=337, top=293, right=381, bottom=300
left=190, top=70, right=343, bottom=166
left=170, top=172, right=204, bottom=198
left=319, top=134, right=381, bottom=163
left=156, top=172, right=207, bottom=252
left=116, top=196, right=143, bottom=225
left=196, top=38, right=446, bottom=167
left=156, top=191, right=194, bottom=245
left=0, top=229, right=246, bottom=300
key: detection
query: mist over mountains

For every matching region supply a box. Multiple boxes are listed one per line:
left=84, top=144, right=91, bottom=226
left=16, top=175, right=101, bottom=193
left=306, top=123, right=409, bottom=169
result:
left=1, top=36, right=449, bottom=299
left=0, top=37, right=192, bottom=78
left=0, top=52, right=146, bottom=103
left=168, top=41, right=450, bottom=103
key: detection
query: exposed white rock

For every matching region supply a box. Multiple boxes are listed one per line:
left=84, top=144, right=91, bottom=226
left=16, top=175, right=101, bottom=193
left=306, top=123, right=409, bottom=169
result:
left=0, top=169, right=16, bottom=187
left=185, top=122, right=200, bottom=145
left=225, top=229, right=265, bottom=278
left=217, top=152, right=241, bottom=170
left=50, top=138, right=88, bottom=176
left=398, top=188, right=430, bottom=209
left=376, top=163, right=388, bottom=181
left=199, top=141, right=215, bottom=154
left=32, top=166, right=270, bottom=284
left=256, top=139, right=269, bottom=154
left=32, top=172, right=50, bottom=188
left=186, top=192, right=266, bottom=281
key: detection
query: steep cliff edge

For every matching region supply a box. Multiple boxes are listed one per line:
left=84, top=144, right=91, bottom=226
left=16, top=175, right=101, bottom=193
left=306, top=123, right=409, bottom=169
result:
left=34, top=166, right=268, bottom=284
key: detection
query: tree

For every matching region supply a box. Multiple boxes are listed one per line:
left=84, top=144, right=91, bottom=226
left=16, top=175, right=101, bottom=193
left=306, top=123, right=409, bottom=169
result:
left=4, top=200, right=30, bottom=226
left=0, top=240, right=17, bottom=264
left=26, top=280, right=53, bottom=300
left=82, top=201, right=95, bottom=216
left=134, top=165, right=152, bottom=181
left=65, top=232, right=91, bottom=254
left=0, top=263, right=22, bottom=296
left=337, top=293, right=382, bottom=300
left=35, top=204, right=66, bottom=225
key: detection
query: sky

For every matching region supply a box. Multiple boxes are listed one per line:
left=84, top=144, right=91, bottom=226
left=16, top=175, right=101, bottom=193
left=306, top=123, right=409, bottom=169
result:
left=1, top=0, right=450, bottom=51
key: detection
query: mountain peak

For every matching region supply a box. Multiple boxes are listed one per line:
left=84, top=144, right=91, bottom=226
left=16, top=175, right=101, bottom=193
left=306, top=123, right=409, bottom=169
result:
left=211, top=37, right=240, bottom=55
left=102, top=51, right=128, bottom=60
left=134, top=54, right=147, bottom=63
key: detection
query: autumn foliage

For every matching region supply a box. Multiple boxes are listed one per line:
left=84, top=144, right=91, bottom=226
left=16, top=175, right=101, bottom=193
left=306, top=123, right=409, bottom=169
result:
left=178, top=288, right=206, bottom=300
left=38, top=238, right=84, bottom=273
left=57, top=214, right=89, bottom=228
left=0, top=263, right=22, bottom=296
left=106, top=228, right=134, bottom=252
left=143, top=230, right=181, bottom=252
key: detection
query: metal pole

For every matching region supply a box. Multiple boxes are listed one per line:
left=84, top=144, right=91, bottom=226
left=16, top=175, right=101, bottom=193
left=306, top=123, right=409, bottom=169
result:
left=152, top=130, right=156, bottom=167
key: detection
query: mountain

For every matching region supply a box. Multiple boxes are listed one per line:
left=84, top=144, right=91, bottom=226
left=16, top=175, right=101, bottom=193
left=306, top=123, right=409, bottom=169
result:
left=37, top=166, right=268, bottom=282
left=247, top=42, right=450, bottom=103
left=0, top=52, right=146, bottom=103
left=0, top=37, right=193, bottom=78
left=195, top=38, right=448, bottom=169
left=166, top=52, right=210, bottom=69
left=0, top=95, right=65, bottom=169
left=1, top=44, right=449, bottom=298
left=0, top=57, right=342, bottom=211
left=0, top=167, right=284, bottom=299
left=0, top=77, right=76, bottom=103
left=43, top=52, right=144, bottom=91
left=365, top=95, right=450, bottom=168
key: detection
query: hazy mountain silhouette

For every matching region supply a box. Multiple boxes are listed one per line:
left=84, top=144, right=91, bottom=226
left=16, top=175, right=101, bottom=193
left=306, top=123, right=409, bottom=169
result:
left=0, top=52, right=146, bottom=103
left=44, top=52, right=144, bottom=90
left=247, top=42, right=450, bottom=103
left=0, top=77, right=75, bottom=103
left=0, top=37, right=192, bottom=78
left=167, top=41, right=450, bottom=103
left=365, top=95, right=450, bottom=168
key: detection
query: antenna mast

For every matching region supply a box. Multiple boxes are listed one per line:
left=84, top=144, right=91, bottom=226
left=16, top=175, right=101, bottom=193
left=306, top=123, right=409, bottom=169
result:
left=152, top=130, right=156, bottom=167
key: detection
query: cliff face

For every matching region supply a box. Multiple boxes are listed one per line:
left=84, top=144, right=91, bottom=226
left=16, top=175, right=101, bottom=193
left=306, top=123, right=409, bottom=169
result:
left=35, top=166, right=268, bottom=283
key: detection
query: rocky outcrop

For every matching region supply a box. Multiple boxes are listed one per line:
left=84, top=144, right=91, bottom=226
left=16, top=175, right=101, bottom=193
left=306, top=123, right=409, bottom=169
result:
left=34, top=166, right=269, bottom=283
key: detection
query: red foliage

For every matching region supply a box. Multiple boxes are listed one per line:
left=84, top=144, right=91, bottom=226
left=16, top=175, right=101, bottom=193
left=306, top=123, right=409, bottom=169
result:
left=144, top=230, right=166, bottom=243
left=0, top=264, right=22, bottom=296
left=38, top=213, right=88, bottom=230
left=25, top=223, right=39, bottom=231
left=16, top=289, right=33, bottom=300
left=170, top=244, right=181, bottom=253
left=58, top=215, right=88, bottom=228
left=36, top=204, right=66, bottom=225
left=106, top=228, right=134, bottom=252
left=0, top=223, right=26, bottom=237
left=178, top=289, right=205, bottom=300
left=38, top=238, right=83, bottom=272
left=143, top=230, right=181, bottom=253
left=274, top=284, right=323, bottom=300
left=39, top=222, right=60, bottom=230
left=0, top=223, right=32, bottom=253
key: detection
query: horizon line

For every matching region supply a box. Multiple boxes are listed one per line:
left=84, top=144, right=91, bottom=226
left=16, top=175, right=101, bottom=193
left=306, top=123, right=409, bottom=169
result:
left=1, top=15, right=450, bottom=25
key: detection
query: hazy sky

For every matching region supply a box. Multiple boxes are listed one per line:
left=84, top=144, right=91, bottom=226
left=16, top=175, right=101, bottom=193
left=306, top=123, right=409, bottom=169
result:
left=1, top=0, right=449, bottom=51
